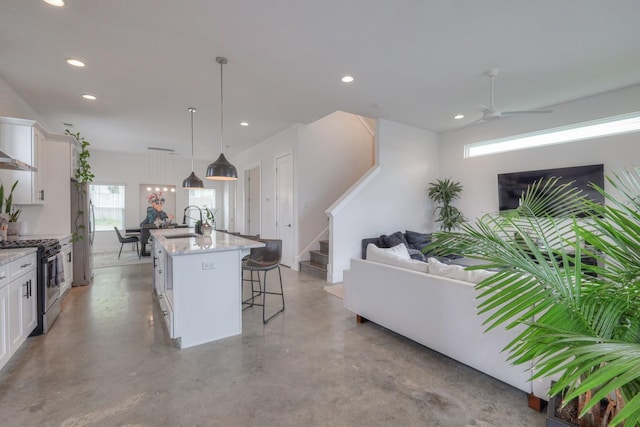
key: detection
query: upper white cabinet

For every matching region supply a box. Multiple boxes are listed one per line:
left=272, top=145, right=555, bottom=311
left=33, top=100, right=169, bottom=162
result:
left=0, top=117, right=45, bottom=205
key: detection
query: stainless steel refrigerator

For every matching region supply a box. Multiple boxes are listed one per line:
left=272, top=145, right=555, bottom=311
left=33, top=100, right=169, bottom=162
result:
left=70, top=179, right=94, bottom=286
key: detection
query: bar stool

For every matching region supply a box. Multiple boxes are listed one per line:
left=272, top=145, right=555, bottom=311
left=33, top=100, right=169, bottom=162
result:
left=242, top=239, right=284, bottom=324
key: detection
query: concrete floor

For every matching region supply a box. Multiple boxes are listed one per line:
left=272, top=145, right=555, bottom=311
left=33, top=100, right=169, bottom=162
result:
left=0, top=263, right=545, bottom=426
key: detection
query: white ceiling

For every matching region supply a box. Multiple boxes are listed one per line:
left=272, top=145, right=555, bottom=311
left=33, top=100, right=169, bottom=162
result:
left=1, top=1, right=639, bottom=161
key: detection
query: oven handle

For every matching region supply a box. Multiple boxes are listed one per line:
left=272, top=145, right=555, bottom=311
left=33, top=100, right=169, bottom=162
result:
left=45, top=253, right=59, bottom=263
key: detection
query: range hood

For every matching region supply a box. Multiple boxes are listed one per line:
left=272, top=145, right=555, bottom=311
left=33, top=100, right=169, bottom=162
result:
left=0, top=149, right=37, bottom=171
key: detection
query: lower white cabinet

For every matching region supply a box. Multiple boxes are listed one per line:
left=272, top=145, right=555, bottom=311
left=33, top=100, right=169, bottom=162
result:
left=0, top=252, right=37, bottom=372
left=0, top=285, right=9, bottom=369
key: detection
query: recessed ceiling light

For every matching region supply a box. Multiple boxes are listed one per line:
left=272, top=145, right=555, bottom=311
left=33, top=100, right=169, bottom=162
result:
left=454, top=114, right=465, bottom=120
left=240, top=122, right=249, bottom=127
left=66, top=58, right=85, bottom=67
left=43, top=0, right=64, bottom=6
left=82, top=94, right=96, bottom=100
left=341, top=75, right=355, bottom=83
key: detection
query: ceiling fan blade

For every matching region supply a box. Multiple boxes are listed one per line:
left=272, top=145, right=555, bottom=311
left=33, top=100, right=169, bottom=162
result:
left=501, top=109, right=554, bottom=115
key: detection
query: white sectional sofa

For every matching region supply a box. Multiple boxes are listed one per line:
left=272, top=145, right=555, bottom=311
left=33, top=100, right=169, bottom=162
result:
left=343, top=245, right=552, bottom=409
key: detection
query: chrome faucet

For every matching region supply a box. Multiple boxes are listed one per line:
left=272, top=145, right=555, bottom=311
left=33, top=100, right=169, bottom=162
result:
left=183, top=205, right=203, bottom=234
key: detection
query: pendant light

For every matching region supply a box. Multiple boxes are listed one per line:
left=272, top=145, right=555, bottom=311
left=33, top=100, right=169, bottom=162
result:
left=182, top=107, right=204, bottom=189
left=206, top=56, right=238, bottom=180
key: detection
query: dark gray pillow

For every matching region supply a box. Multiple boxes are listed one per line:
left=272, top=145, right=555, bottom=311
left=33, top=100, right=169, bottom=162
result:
left=407, top=248, right=426, bottom=262
left=405, top=230, right=432, bottom=250
left=379, top=231, right=409, bottom=248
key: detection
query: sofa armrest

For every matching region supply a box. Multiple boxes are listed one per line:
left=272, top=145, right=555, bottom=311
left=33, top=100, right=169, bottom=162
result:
left=361, top=238, right=381, bottom=259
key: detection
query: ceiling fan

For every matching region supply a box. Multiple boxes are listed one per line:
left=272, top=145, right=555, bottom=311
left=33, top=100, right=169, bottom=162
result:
left=467, top=68, right=553, bottom=125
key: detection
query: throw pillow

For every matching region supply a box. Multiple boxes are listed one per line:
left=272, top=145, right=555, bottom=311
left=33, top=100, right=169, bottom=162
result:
left=381, top=243, right=410, bottom=259
left=366, top=244, right=428, bottom=273
left=407, top=248, right=426, bottom=261
left=379, top=231, right=409, bottom=249
left=405, top=230, right=432, bottom=249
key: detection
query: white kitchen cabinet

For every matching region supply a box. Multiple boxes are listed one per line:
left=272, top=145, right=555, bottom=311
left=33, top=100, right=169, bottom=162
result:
left=7, top=253, right=37, bottom=357
left=152, top=239, right=165, bottom=296
left=0, top=117, right=45, bottom=205
left=0, top=285, right=9, bottom=370
left=0, top=251, right=37, bottom=373
left=60, top=236, right=73, bottom=297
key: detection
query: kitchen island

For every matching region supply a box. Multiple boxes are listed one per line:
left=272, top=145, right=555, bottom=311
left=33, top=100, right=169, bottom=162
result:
left=150, top=228, right=264, bottom=349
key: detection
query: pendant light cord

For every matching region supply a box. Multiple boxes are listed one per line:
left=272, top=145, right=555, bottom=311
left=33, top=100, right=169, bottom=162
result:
left=219, top=58, right=224, bottom=155
left=189, top=108, right=195, bottom=172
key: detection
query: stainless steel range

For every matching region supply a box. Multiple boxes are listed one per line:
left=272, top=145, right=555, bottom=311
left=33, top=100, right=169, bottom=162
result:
left=1, top=238, right=62, bottom=335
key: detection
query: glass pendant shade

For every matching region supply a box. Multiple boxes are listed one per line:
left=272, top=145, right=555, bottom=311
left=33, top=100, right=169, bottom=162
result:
left=206, top=56, right=238, bottom=181
left=206, top=153, right=237, bottom=181
left=182, top=107, right=204, bottom=189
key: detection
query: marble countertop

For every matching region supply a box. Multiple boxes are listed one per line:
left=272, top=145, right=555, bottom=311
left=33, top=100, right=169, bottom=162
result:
left=151, top=228, right=264, bottom=256
left=0, top=248, right=38, bottom=266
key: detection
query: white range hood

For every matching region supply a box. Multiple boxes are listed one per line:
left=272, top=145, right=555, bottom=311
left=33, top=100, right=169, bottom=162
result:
left=0, top=149, right=36, bottom=171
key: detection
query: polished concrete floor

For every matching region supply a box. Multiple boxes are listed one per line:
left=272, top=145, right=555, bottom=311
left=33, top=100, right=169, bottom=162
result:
left=0, top=263, right=545, bottom=426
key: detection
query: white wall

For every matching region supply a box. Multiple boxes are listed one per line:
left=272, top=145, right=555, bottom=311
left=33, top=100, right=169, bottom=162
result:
left=439, top=84, right=640, bottom=220
left=0, top=77, right=46, bottom=125
left=296, top=112, right=374, bottom=260
left=91, top=150, right=226, bottom=251
left=233, top=124, right=300, bottom=240
left=0, top=75, right=72, bottom=237
left=328, top=119, right=440, bottom=283
left=232, top=111, right=375, bottom=269
left=18, top=136, right=72, bottom=236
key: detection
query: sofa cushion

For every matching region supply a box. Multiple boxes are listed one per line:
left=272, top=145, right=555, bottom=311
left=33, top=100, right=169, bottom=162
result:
left=367, top=243, right=428, bottom=273
left=379, top=231, right=409, bottom=249
left=427, top=257, right=467, bottom=281
left=405, top=230, right=432, bottom=249
left=465, top=268, right=495, bottom=284
left=407, top=248, right=426, bottom=261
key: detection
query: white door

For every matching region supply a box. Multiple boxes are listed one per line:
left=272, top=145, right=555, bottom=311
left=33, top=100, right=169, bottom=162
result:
left=276, top=153, right=294, bottom=267
left=244, top=166, right=260, bottom=235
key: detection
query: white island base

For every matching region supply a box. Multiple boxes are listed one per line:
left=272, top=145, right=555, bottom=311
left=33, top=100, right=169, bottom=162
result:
left=152, top=229, right=263, bottom=349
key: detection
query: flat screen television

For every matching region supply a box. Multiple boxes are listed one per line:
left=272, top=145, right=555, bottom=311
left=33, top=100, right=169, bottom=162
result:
left=497, top=164, right=604, bottom=211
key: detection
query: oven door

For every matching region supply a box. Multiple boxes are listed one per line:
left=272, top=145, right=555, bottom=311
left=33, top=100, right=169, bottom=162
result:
left=43, top=252, right=61, bottom=313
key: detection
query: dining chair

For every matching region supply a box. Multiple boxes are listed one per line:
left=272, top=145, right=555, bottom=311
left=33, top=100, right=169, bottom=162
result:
left=114, top=227, right=140, bottom=259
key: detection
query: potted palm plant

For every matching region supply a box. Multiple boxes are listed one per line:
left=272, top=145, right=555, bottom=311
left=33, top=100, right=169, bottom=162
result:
left=427, top=178, right=465, bottom=231
left=426, top=170, right=640, bottom=426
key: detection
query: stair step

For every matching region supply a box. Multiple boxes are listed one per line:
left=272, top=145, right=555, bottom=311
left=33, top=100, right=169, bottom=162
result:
left=319, top=240, right=329, bottom=255
left=299, top=260, right=327, bottom=280
left=310, top=250, right=328, bottom=266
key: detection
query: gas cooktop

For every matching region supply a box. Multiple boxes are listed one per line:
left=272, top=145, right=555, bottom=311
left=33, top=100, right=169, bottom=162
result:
left=0, top=238, right=60, bottom=249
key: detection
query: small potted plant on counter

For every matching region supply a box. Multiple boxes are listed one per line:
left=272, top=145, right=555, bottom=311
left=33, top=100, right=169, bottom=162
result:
left=0, top=180, right=22, bottom=236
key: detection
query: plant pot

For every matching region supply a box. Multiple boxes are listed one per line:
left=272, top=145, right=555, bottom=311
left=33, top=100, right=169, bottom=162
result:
left=7, top=221, right=21, bottom=236
left=547, top=392, right=578, bottom=427
left=201, top=221, right=212, bottom=237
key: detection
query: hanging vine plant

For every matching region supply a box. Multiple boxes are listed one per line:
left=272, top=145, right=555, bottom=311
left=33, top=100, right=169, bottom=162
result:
left=66, top=130, right=94, bottom=242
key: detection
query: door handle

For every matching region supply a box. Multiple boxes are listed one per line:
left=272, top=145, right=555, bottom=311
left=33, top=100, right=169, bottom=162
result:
left=287, top=224, right=291, bottom=227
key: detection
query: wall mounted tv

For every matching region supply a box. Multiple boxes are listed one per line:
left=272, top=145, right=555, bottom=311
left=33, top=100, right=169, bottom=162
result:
left=497, top=164, right=605, bottom=211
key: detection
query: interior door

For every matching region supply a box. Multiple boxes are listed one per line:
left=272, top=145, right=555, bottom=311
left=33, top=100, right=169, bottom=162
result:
left=244, top=166, right=260, bottom=235
left=276, top=153, right=294, bottom=267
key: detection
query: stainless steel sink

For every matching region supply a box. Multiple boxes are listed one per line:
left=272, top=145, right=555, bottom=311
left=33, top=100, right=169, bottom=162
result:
left=163, top=233, right=200, bottom=239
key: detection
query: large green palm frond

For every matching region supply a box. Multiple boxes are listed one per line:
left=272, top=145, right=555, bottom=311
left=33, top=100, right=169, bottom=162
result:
left=425, top=169, right=640, bottom=425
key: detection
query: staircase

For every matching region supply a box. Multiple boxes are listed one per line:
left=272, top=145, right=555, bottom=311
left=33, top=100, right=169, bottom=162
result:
left=299, top=240, right=328, bottom=280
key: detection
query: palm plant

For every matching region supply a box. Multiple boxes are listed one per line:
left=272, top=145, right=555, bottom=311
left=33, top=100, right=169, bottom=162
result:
left=426, top=170, right=640, bottom=426
left=428, top=178, right=465, bottom=232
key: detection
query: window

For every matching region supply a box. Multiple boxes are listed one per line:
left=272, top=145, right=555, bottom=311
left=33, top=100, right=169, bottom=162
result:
left=90, top=184, right=126, bottom=230
left=186, top=188, right=216, bottom=225
left=465, top=111, right=640, bottom=158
